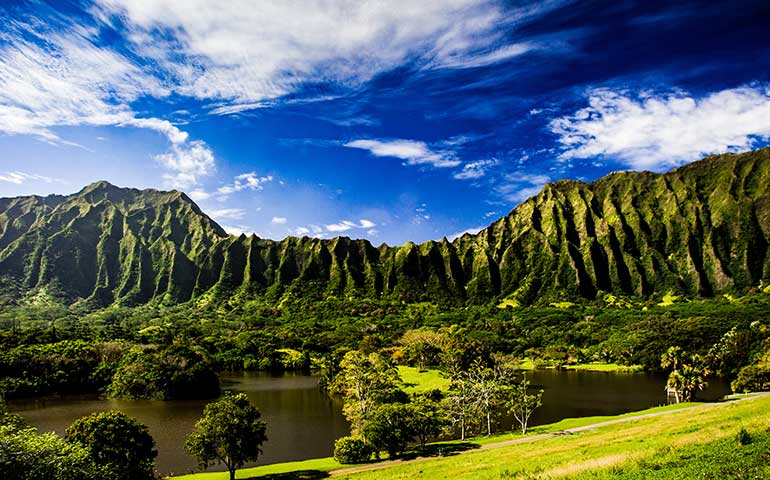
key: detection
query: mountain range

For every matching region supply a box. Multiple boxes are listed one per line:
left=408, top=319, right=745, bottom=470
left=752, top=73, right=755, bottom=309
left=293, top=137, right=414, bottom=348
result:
left=1, top=148, right=769, bottom=309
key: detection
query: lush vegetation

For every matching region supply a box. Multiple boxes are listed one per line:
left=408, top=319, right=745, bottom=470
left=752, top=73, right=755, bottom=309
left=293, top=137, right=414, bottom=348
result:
left=1, top=290, right=769, bottom=401
left=0, top=401, right=156, bottom=480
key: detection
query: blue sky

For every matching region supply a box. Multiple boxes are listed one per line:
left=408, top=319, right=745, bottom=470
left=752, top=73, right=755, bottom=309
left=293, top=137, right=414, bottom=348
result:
left=1, top=1, right=770, bottom=244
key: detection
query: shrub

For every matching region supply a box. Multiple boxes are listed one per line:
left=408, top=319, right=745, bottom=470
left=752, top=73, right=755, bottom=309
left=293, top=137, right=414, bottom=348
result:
left=333, top=436, right=372, bottom=464
left=736, top=427, right=752, bottom=445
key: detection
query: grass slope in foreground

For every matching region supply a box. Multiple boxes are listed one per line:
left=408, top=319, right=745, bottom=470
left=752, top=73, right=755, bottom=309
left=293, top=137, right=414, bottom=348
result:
left=170, top=395, right=769, bottom=480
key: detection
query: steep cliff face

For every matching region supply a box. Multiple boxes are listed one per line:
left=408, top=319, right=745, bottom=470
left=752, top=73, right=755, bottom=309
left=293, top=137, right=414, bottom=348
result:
left=0, top=181, right=227, bottom=307
left=1, top=149, right=769, bottom=308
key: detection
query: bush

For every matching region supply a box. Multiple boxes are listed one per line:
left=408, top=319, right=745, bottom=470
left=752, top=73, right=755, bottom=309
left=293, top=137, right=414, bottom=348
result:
left=736, top=427, right=752, bottom=445
left=333, top=436, right=372, bottom=464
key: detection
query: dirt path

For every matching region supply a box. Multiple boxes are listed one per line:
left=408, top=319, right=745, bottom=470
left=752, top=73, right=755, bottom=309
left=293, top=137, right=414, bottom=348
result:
left=330, top=393, right=769, bottom=477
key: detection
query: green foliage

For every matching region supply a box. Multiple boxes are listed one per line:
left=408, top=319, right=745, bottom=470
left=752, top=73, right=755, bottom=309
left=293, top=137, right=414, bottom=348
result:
left=185, top=393, right=267, bottom=480
left=65, top=410, right=157, bottom=480
left=363, top=403, right=417, bottom=458
left=0, top=424, right=104, bottom=480
left=107, top=344, right=219, bottom=400
left=731, top=363, right=770, bottom=393
left=332, top=351, right=402, bottom=436
left=333, top=436, right=372, bottom=464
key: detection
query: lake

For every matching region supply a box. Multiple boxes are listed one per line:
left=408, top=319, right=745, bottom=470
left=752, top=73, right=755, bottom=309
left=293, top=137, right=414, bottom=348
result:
left=8, top=370, right=730, bottom=476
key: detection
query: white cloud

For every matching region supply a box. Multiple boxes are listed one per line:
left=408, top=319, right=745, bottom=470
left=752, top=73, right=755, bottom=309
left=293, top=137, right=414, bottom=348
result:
left=208, top=208, right=246, bottom=221
left=324, top=219, right=378, bottom=233
left=220, top=224, right=257, bottom=236
left=550, top=85, right=770, bottom=170
left=453, top=158, right=499, bottom=179
left=0, top=171, right=63, bottom=185
left=292, top=227, right=311, bottom=235
left=271, top=216, right=288, bottom=224
left=217, top=172, right=273, bottom=195
left=496, top=172, right=550, bottom=203
left=359, top=219, right=376, bottom=229
left=94, top=0, right=558, bottom=111
left=345, top=139, right=460, bottom=168
left=156, top=140, right=216, bottom=189
left=0, top=21, right=179, bottom=144
left=436, top=43, right=534, bottom=69
left=448, top=226, right=484, bottom=240
left=0, top=19, right=215, bottom=189
left=188, top=189, right=212, bottom=201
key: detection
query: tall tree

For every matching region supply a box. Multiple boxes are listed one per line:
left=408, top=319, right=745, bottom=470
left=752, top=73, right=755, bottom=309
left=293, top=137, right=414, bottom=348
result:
left=332, top=351, right=401, bottom=437
left=505, top=375, right=543, bottom=435
left=185, top=393, right=268, bottom=480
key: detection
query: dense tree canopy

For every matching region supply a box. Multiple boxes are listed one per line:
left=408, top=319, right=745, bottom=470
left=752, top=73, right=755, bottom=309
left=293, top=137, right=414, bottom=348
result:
left=65, top=410, right=157, bottom=480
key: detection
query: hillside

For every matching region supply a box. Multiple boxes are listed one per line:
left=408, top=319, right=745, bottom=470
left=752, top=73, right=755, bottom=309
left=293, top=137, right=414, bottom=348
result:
left=1, top=149, right=769, bottom=309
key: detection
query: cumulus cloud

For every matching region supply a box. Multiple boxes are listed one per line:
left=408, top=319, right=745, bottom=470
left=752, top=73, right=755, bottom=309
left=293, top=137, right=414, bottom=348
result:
left=271, top=216, right=288, bottom=224
left=155, top=141, right=216, bottom=189
left=0, top=171, right=63, bottom=185
left=453, top=158, right=499, bottom=179
left=325, top=219, right=378, bottom=232
left=550, top=85, right=770, bottom=170
left=345, top=139, right=460, bottom=168
left=496, top=172, right=550, bottom=203
left=217, top=172, right=274, bottom=195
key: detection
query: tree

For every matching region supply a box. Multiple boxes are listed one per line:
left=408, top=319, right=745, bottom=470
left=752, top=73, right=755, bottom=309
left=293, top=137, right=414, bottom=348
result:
left=443, top=370, right=476, bottom=440
left=398, top=329, right=448, bottom=371
left=185, top=393, right=268, bottom=480
left=661, top=348, right=707, bottom=403
left=410, top=396, right=448, bottom=448
left=505, top=375, right=543, bottom=435
left=65, top=410, right=156, bottom=480
left=332, top=351, right=401, bottom=437
left=363, top=403, right=416, bottom=459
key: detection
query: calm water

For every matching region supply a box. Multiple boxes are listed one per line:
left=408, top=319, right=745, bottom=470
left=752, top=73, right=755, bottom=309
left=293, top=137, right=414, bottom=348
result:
left=8, top=370, right=729, bottom=475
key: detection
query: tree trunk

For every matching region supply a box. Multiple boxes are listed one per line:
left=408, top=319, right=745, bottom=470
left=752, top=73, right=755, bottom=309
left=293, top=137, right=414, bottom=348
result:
left=229, top=468, right=236, bottom=480
left=461, top=417, right=466, bottom=440
left=486, top=411, right=492, bottom=436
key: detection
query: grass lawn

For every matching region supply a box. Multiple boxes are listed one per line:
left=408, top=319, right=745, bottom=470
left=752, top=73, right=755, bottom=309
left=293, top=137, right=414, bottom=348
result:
left=397, top=366, right=450, bottom=393
left=334, top=394, right=770, bottom=479
left=167, top=396, right=764, bottom=480
left=169, top=457, right=342, bottom=480
left=562, top=362, right=643, bottom=373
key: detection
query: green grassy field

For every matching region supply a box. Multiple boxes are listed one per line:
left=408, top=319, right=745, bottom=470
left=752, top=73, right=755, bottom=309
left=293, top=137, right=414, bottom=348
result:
left=334, top=394, right=770, bottom=479
left=168, top=396, right=770, bottom=480
left=397, top=366, right=451, bottom=393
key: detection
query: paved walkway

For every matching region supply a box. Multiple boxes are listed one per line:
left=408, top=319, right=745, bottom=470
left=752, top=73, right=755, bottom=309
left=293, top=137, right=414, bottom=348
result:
left=330, top=393, right=769, bottom=477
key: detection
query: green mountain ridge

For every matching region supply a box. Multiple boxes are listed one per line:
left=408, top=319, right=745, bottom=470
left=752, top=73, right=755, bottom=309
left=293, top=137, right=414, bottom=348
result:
left=1, top=148, right=769, bottom=309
